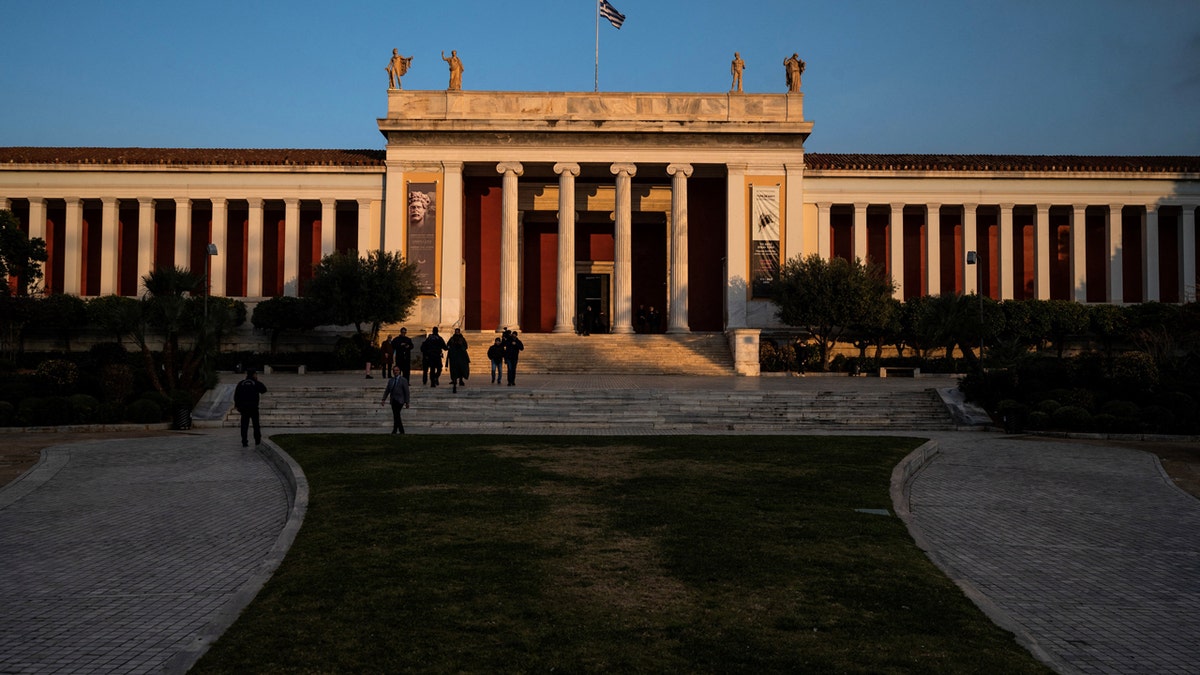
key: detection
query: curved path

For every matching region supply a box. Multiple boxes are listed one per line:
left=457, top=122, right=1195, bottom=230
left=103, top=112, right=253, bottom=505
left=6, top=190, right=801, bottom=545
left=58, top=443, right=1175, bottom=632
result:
left=0, top=432, right=299, bottom=674
left=903, top=434, right=1200, bottom=674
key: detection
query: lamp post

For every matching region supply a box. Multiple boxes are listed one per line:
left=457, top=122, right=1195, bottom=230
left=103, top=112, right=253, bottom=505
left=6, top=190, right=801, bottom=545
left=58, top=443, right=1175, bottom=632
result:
left=966, top=250, right=983, bottom=367
left=205, top=243, right=218, bottom=320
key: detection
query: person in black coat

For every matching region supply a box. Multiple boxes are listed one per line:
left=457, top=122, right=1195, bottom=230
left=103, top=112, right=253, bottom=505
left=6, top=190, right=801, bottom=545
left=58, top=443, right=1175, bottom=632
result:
left=392, top=327, right=414, bottom=382
left=502, top=330, right=524, bottom=386
left=420, top=327, right=448, bottom=387
left=233, top=369, right=268, bottom=447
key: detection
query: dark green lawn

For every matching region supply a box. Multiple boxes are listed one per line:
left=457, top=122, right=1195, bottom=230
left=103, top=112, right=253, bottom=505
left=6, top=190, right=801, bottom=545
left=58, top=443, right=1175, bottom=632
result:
left=193, top=435, right=1049, bottom=674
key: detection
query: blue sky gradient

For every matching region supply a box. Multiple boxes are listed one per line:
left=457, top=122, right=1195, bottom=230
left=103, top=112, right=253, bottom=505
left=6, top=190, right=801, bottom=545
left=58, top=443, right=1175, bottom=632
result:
left=2, top=0, right=1197, bottom=154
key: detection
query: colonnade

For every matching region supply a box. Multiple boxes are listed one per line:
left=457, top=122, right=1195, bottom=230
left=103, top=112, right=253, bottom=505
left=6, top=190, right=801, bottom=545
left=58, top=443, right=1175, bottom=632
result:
left=814, top=201, right=1198, bottom=303
left=488, top=161, right=694, bottom=334
left=0, top=196, right=373, bottom=298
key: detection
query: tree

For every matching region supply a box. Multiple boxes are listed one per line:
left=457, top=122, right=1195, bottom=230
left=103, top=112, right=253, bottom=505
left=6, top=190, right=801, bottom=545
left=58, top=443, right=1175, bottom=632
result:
left=30, top=293, right=88, bottom=352
left=0, top=209, right=47, bottom=297
left=306, top=249, right=422, bottom=343
left=251, top=296, right=324, bottom=354
left=1045, top=299, right=1090, bottom=358
left=86, top=295, right=143, bottom=346
left=132, top=266, right=210, bottom=395
left=770, top=255, right=895, bottom=371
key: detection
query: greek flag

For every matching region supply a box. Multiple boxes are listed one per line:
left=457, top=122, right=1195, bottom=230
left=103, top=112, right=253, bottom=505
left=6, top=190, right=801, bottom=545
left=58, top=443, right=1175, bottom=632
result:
left=599, top=0, right=625, bottom=29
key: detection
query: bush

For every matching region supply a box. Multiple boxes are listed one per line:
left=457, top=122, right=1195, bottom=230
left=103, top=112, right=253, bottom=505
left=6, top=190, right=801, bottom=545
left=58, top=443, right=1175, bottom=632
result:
left=1141, top=405, right=1175, bottom=434
left=68, top=394, right=101, bottom=424
left=1100, top=400, right=1141, bottom=419
left=1036, top=399, right=1061, bottom=415
left=1027, top=410, right=1050, bottom=430
left=1111, top=351, right=1158, bottom=391
left=125, top=399, right=163, bottom=424
left=100, top=363, right=136, bottom=404
left=35, top=359, right=79, bottom=394
left=89, top=341, right=130, bottom=366
left=0, top=401, right=13, bottom=426
left=95, top=402, right=125, bottom=425
left=1051, top=405, right=1093, bottom=432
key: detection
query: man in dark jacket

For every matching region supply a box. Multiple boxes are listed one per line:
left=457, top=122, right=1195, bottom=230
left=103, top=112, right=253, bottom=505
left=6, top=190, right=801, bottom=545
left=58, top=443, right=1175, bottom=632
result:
left=502, top=330, right=524, bottom=386
left=380, top=365, right=411, bottom=434
left=233, top=369, right=268, bottom=447
left=420, top=327, right=448, bottom=387
left=392, top=327, right=414, bottom=382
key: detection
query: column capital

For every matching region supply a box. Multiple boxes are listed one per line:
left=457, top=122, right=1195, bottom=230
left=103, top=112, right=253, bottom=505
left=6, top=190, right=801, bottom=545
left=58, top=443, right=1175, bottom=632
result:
left=1145, top=203, right=1159, bottom=214
left=1036, top=203, right=1051, bottom=213
left=357, top=198, right=373, bottom=209
left=816, top=202, right=833, bottom=210
left=666, top=163, right=693, bottom=178
left=100, top=196, right=118, bottom=206
left=320, top=197, right=336, bottom=207
left=926, top=202, right=941, bottom=211
left=609, top=162, right=637, bottom=177
left=284, top=197, right=300, bottom=207
left=853, top=202, right=869, bottom=211
left=890, top=202, right=905, bottom=212
left=175, top=197, right=191, bottom=208
left=999, top=203, right=1015, bottom=212
left=553, top=162, right=580, bottom=177
left=962, top=202, right=978, bottom=211
left=441, top=161, right=464, bottom=172
left=247, top=197, right=264, bottom=208
left=496, top=161, right=524, bottom=176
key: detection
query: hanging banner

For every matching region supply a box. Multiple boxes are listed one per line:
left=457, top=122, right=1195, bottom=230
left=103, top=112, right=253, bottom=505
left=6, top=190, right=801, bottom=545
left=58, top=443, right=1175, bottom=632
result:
left=406, top=181, right=437, bottom=295
left=751, top=185, right=781, bottom=297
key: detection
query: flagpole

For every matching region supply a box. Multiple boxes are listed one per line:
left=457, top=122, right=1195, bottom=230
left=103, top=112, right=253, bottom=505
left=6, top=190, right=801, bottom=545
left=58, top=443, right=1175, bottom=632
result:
left=594, top=0, right=600, bottom=92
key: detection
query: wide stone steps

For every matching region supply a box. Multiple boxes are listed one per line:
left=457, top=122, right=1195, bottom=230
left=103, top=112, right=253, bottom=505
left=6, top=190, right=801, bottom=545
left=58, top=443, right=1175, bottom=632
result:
left=463, top=332, right=734, bottom=375
left=218, top=385, right=955, bottom=431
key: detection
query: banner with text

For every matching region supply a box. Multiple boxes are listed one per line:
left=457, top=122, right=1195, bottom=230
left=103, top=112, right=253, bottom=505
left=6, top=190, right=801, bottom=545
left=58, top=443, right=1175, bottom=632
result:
left=751, top=185, right=781, bottom=298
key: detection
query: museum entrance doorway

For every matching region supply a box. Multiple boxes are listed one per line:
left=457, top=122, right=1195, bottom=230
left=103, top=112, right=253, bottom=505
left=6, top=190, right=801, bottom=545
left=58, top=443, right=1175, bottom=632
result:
left=576, top=266, right=611, bottom=334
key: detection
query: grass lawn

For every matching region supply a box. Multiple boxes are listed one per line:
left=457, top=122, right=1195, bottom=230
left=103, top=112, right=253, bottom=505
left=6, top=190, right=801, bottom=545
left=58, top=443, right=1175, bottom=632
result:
left=193, top=435, right=1049, bottom=674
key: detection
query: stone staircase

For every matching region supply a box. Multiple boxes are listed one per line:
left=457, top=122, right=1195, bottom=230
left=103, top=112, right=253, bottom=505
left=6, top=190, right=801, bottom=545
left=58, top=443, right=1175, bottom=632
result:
left=215, top=383, right=956, bottom=432
left=471, top=332, right=735, bottom=376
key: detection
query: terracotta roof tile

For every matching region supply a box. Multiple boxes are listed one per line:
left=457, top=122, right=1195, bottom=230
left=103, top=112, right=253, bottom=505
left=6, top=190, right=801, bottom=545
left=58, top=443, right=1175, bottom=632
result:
left=0, top=147, right=385, bottom=167
left=804, top=153, right=1200, bottom=173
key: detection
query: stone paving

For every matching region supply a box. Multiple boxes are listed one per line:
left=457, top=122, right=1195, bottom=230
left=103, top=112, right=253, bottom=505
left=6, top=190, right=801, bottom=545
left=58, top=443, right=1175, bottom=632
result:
left=1, top=376, right=1198, bottom=674
left=904, top=434, right=1200, bottom=675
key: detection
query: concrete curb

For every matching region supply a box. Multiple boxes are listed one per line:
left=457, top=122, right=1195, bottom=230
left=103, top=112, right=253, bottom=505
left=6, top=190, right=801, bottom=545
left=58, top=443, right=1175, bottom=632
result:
left=162, top=438, right=309, bottom=674
left=0, top=447, right=69, bottom=509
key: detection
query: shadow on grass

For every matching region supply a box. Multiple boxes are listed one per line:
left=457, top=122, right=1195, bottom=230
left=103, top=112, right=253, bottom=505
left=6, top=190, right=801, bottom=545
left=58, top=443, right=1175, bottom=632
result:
left=193, top=435, right=1050, bottom=674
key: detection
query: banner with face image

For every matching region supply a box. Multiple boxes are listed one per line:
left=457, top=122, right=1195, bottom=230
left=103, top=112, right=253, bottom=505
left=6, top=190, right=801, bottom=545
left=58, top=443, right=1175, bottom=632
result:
left=751, top=185, right=781, bottom=298
left=406, top=182, right=437, bottom=295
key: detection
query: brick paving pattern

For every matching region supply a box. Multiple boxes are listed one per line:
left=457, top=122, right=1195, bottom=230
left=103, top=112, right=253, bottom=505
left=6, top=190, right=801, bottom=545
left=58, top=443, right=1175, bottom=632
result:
left=0, top=435, right=287, bottom=674
left=907, top=435, right=1200, bottom=674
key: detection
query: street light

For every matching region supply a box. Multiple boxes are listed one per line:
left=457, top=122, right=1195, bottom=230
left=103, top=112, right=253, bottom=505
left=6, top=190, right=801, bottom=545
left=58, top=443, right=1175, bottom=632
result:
left=966, top=251, right=983, bottom=367
left=205, top=243, right=218, bottom=320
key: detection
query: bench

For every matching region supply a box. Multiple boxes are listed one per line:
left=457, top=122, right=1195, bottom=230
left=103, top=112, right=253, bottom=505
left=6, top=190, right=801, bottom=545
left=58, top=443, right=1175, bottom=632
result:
left=878, top=366, right=919, bottom=378
left=263, top=364, right=306, bottom=375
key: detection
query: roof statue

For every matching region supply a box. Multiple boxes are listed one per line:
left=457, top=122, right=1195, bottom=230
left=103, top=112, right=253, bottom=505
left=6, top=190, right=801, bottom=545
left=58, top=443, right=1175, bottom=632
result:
left=442, top=50, right=463, bottom=91
left=730, top=52, right=745, bottom=94
left=386, top=48, right=413, bottom=90
left=784, top=53, right=805, bottom=93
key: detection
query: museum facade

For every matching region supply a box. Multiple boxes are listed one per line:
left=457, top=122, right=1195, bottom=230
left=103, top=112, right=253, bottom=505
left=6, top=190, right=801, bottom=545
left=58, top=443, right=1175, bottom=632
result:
left=2, top=89, right=1198, bottom=336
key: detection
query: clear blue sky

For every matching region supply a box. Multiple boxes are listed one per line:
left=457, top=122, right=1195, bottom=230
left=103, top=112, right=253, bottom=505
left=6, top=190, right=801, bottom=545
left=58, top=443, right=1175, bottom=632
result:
left=2, top=0, right=1197, bottom=155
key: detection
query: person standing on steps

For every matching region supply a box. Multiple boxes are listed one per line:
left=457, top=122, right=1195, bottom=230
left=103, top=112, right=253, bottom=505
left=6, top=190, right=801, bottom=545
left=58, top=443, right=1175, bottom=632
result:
left=502, top=329, right=524, bottom=386
left=420, top=327, right=448, bottom=387
left=446, top=327, right=470, bottom=393
left=381, top=333, right=395, bottom=376
left=380, top=365, right=411, bottom=434
left=233, top=369, right=268, bottom=447
left=392, top=327, right=414, bottom=382
left=487, top=337, right=504, bottom=384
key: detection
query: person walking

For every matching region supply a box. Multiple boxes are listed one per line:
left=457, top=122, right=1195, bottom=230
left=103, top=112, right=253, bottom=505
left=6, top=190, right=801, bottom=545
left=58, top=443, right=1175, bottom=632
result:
left=446, top=328, right=470, bottom=393
left=420, top=327, right=448, bottom=387
left=233, top=369, right=268, bottom=447
left=487, top=337, right=504, bottom=384
left=381, top=333, right=395, bottom=375
left=503, top=329, right=524, bottom=386
left=392, top=327, right=414, bottom=382
left=380, top=365, right=411, bottom=434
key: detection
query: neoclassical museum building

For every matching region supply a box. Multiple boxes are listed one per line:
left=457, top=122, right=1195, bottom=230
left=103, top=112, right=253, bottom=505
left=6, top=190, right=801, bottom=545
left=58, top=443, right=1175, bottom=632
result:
left=3, top=86, right=1198, bottom=341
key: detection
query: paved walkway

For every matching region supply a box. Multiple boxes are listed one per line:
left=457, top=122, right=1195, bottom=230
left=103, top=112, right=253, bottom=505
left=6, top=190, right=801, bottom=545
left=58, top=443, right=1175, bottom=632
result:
left=0, top=376, right=1197, bottom=673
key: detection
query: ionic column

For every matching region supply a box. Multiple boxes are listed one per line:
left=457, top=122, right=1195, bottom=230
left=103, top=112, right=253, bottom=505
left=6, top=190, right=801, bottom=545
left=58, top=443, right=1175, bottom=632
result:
left=137, top=198, right=154, bottom=292
left=210, top=198, right=227, bottom=297
left=553, top=162, right=580, bottom=333
left=1035, top=203, right=1051, bottom=300
left=1106, top=204, right=1124, bottom=303
left=175, top=198, right=192, bottom=270
left=852, top=203, right=868, bottom=262
left=666, top=163, right=693, bottom=333
left=1143, top=205, right=1159, bottom=302
left=816, top=202, right=832, bottom=259
left=497, top=162, right=524, bottom=331
left=999, top=203, right=1014, bottom=300
left=284, top=198, right=300, bottom=296
left=610, top=162, right=637, bottom=334
left=100, top=197, right=119, bottom=295
left=320, top=198, right=336, bottom=257
left=925, top=204, right=941, bottom=296
left=1071, top=205, right=1087, bottom=302
left=963, top=204, right=978, bottom=295
left=356, top=199, right=373, bottom=251
left=1182, top=206, right=1197, bottom=303
left=246, top=198, right=264, bottom=297
left=64, top=197, right=83, bottom=295
left=889, top=203, right=904, bottom=299
left=441, top=161, right=465, bottom=325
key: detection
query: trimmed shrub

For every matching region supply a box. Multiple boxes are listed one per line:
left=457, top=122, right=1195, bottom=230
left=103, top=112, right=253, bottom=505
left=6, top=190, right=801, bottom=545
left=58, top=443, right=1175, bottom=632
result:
left=1036, top=400, right=1061, bottom=415
left=138, top=391, right=172, bottom=419
left=95, top=402, right=125, bottom=425
left=1111, top=351, right=1158, bottom=391
left=68, top=394, right=101, bottom=424
left=1027, top=410, right=1050, bottom=430
left=1051, top=405, right=1093, bottom=432
left=0, top=401, right=14, bottom=426
left=125, top=399, right=162, bottom=424
left=35, top=359, right=79, bottom=394
left=1141, top=405, right=1175, bottom=434
left=1100, top=400, right=1141, bottom=419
